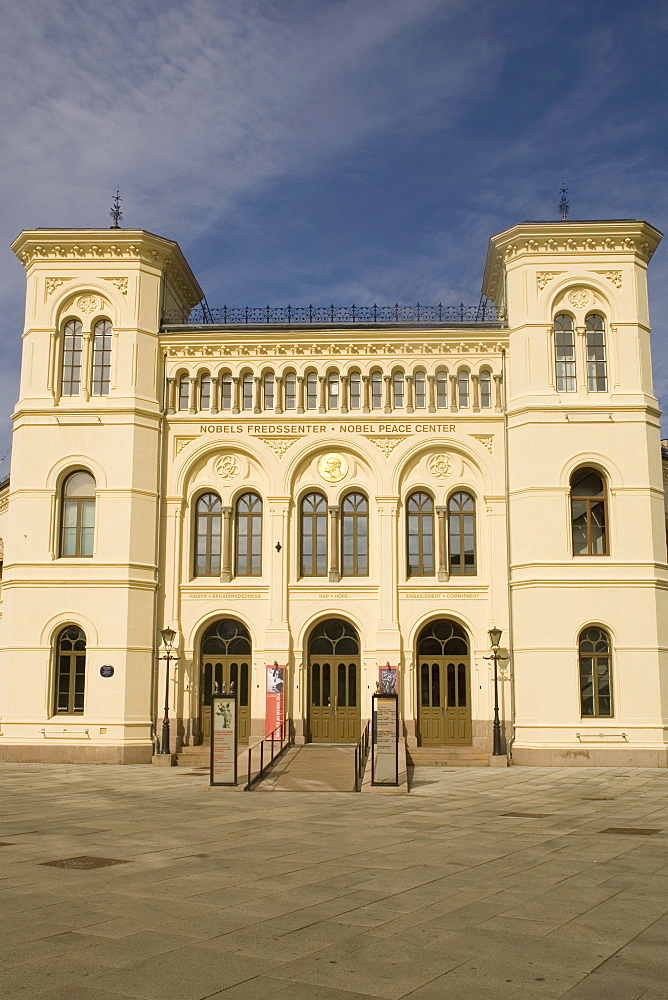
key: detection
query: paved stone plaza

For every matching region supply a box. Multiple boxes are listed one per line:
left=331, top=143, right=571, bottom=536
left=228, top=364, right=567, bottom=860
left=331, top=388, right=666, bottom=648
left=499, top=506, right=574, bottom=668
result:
left=0, top=763, right=667, bottom=999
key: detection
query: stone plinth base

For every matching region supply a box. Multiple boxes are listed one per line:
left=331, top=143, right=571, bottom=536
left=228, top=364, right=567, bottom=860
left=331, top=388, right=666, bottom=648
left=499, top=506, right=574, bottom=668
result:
left=489, top=754, right=510, bottom=767
left=512, top=746, right=668, bottom=767
left=0, top=744, right=153, bottom=764
left=152, top=753, right=177, bottom=766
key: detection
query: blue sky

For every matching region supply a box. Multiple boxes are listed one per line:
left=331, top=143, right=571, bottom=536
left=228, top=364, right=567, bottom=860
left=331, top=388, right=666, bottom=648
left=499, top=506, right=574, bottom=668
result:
left=1, top=0, right=667, bottom=471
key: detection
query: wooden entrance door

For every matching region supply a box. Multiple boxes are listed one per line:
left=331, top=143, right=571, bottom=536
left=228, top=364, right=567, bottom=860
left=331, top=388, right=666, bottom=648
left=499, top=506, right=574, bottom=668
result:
left=200, top=620, right=251, bottom=743
left=417, top=620, right=471, bottom=746
left=308, top=620, right=361, bottom=743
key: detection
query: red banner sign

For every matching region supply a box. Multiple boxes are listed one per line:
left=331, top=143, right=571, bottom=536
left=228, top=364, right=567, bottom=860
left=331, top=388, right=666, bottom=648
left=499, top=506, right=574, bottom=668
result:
left=265, top=665, right=285, bottom=737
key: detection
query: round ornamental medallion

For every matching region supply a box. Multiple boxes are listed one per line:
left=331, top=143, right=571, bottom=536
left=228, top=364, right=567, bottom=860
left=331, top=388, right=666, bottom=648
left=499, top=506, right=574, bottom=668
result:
left=318, top=453, right=349, bottom=483
left=215, top=455, right=239, bottom=480
left=567, top=288, right=591, bottom=310
left=77, top=295, right=98, bottom=314
left=428, top=454, right=453, bottom=480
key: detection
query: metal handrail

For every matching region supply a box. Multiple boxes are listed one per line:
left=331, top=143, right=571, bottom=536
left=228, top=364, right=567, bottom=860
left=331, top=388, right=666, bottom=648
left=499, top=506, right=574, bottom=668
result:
left=163, top=300, right=499, bottom=326
left=354, top=721, right=371, bottom=792
left=244, top=720, right=292, bottom=790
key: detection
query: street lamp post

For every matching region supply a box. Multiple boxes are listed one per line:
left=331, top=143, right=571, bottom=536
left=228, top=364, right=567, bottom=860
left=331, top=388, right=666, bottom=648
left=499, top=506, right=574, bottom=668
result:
left=159, top=627, right=178, bottom=756
left=484, top=626, right=508, bottom=757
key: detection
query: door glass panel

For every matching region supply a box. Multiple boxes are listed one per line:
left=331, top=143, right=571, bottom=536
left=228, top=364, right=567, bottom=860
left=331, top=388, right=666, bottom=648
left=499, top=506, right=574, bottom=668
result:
left=204, top=662, right=212, bottom=706
left=338, top=662, right=346, bottom=707
left=458, top=663, right=467, bottom=706
left=431, top=663, right=440, bottom=706
left=348, top=663, right=357, bottom=707
left=421, top=663, right=429, bottom=706
left=447, top=663, right=456, bottom=706
left=215, top=662, right=223, bottom=693
left=323, top=663, right=330, bottom=707
left=240, top=663, right=249, bottom=706
left=312, top=663, right=320, bottom=706
left=230, top=662, right=238, bottom=694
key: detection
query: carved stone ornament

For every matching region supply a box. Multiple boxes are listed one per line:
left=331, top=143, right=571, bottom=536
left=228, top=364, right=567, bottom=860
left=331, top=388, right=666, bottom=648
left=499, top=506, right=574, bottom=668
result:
left=536, top=272, right=563, bottom=291
left=317, top=453, right=349, bottom=483
left=567, top=288, right=591, bottom=310
left=367, top=436, right=404, bottom=457
left=595, top=270, right=622, bottom=289
left=471, top=434, right=493, bottom=454
left=427, top=454, right=453, bottom=480
left=215, top=455, right=240, bottom=480
left=46, top=277, right=71, bottom=296
left=259, top=437, right=297, bottom=458
left=103, top=277, right=128, bottom=295
left=77, top=295, right=99, bottom=315
left=175, top=437, right=195, bottom=455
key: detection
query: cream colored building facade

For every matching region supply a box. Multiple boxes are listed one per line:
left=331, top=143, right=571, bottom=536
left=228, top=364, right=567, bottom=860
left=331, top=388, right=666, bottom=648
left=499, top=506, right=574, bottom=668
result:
left=1, top=218, right=666, bottom=767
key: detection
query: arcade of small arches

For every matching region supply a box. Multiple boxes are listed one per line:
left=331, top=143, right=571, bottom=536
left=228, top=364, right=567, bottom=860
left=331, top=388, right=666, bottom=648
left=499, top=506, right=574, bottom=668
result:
left=53, top=616, right=616, bottom=745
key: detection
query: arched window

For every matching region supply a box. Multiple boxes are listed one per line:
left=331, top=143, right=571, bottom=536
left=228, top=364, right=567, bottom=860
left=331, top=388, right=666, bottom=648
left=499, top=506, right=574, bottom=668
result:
left=371, top=371, right=383, bottom=409
left=306, top=372, right=318, bottom=410
left=92, top=320, right=112, bottom=396
left=284, top=372, right=296, bottom=409
left=327, top=372, right=339, bottom=409
left=242, top=374, right=253, bottom=410
left=199, top=374, right=211, bottom=410
left=448, top=491, right=476, bottom=575
left=436, top=371, right=448, bottom=408
left=480, top=370, right=492, bottom=408
left=407, top=492, right=434, bottom=577
left=555, top=314, right=576, bottom=391
left=349, top=372, right=361, bottom=409
left=55, top=625, right=87, bottom=714
left=571, top=468, right=607, bottom=555
left=341, top=493, right=368, bottom=576
left=579, top=626, right=613, bottom=717
left=393, top=372, right=404, bottom=408
left=195, top=493, right=222, bottom=576
left=60, top=471, right=95, bottom=557
left=301, top=492, right=327, bottom=576
left=458, top=371, right=470, bottom=408
left=61, top=319, right=83, bottom=396
left=586, top=314, right=607, bottom=391
left=221, top=374, right=232, bottom=410
left=235, top=493, right=262, bottom=576
left=263, top=373, right=274, bottom=409
left=414, top=371, right=427, bottom=408
left=178, top=374, right=190, bottom=410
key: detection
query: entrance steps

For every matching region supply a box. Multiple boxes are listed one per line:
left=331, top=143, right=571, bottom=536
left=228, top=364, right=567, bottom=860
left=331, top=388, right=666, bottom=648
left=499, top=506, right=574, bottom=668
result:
left=254, top=744, right=358, bottom=792
left=176, top=744, right=247, bottom=768
left=407, top=745, right=490, bottom=767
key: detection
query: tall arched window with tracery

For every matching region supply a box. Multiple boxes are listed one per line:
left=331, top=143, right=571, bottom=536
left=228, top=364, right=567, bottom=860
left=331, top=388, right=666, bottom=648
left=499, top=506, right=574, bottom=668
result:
left=301, top=493, right=327, bottom=576
left=92, top=320, right=112, bottom=396
left=586, top=314, right=607, bottom=391
left=579, top=626, right=613, bottom=717
left=448, top=491, right=476, bottom=575
left=407, top=492, right=434, bottom=577
left=60, top=471, right=96, bottom=557
left=555, top=314, right=576, bottom=391
left=61, top=319, right=83, bottom=396
left=571, top=468, right=608, bottom=555
left=55, top=625, right=87, bottom=714
left=195, top=493, right=222, bottom=576
left=235, top=493, right=262, bottom=576
left=341, top=492, right=368, bottom=576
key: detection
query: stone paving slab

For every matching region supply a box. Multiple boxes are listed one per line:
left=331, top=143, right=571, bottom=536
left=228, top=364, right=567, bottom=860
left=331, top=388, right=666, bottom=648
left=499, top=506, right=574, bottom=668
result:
left=0, top=762, right=667, bottom=998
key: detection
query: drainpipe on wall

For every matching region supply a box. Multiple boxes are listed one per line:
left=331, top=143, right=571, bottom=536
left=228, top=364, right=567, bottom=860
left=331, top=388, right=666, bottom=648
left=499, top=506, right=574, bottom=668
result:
left=501, top=348, right=516, bottom=763
left=150, top=351, right=168, bottom=755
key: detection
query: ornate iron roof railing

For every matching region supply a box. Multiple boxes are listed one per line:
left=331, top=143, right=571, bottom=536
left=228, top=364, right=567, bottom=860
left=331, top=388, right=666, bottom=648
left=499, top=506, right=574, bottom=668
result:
left=163, top=301, right=499, bottom=326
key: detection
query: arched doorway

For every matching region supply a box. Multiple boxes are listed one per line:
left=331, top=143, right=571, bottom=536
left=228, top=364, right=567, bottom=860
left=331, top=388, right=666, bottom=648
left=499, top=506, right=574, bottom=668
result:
left=308, top=619, right=361, bottom=743
left=200, top=619, right=251, bottom=742
left=417, top=619, right=471, bottom=745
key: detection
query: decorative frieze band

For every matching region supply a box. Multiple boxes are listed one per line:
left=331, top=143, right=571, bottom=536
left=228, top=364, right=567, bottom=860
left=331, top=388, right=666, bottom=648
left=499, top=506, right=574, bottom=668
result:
left=162, top=340, right=508, bottom=360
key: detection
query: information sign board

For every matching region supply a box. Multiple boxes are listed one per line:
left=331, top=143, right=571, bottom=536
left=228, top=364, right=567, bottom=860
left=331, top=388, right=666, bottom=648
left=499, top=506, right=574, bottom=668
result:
left=210, top=693, right=237, bottom=786
left=372, top=693, right=399, bottom=786
left=265, top=665, right=285, bottom=738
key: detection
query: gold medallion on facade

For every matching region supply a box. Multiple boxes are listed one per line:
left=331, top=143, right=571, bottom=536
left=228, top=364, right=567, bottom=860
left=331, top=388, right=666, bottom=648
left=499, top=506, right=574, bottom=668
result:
left=318, top=452, right=349, bottom=483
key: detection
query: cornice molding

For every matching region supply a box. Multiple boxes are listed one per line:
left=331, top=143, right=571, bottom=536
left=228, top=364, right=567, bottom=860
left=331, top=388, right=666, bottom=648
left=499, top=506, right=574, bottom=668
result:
left=162, top=339, right=508, bottom=359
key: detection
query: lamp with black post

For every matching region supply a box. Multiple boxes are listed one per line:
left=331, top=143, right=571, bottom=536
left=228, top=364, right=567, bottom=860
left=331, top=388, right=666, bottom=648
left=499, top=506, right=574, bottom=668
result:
left=158, top=627, right=178, bottom=760
left=484, top=626, right=508, bottom=759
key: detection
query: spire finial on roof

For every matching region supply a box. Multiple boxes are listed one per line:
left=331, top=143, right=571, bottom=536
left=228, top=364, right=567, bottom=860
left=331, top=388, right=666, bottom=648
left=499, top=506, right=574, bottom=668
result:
left=110, top=188, right=123, bottom=229
left=559, top=182, right=569, bottom=222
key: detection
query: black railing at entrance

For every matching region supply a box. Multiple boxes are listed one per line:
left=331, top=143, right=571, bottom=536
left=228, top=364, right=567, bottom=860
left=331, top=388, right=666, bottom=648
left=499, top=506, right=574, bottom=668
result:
left=244, top=721, right=292, bottom=790
left=354, top=721, right=371, bottom=792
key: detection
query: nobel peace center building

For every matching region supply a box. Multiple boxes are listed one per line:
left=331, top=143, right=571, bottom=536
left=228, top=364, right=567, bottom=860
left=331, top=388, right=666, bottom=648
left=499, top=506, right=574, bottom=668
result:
left=1, top=217, right=667, bottom=768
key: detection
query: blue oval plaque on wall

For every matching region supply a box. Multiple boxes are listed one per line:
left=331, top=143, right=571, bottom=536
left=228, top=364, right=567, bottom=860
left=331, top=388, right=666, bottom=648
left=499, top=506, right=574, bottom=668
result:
left=100, top=665, right=114, bottom=678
